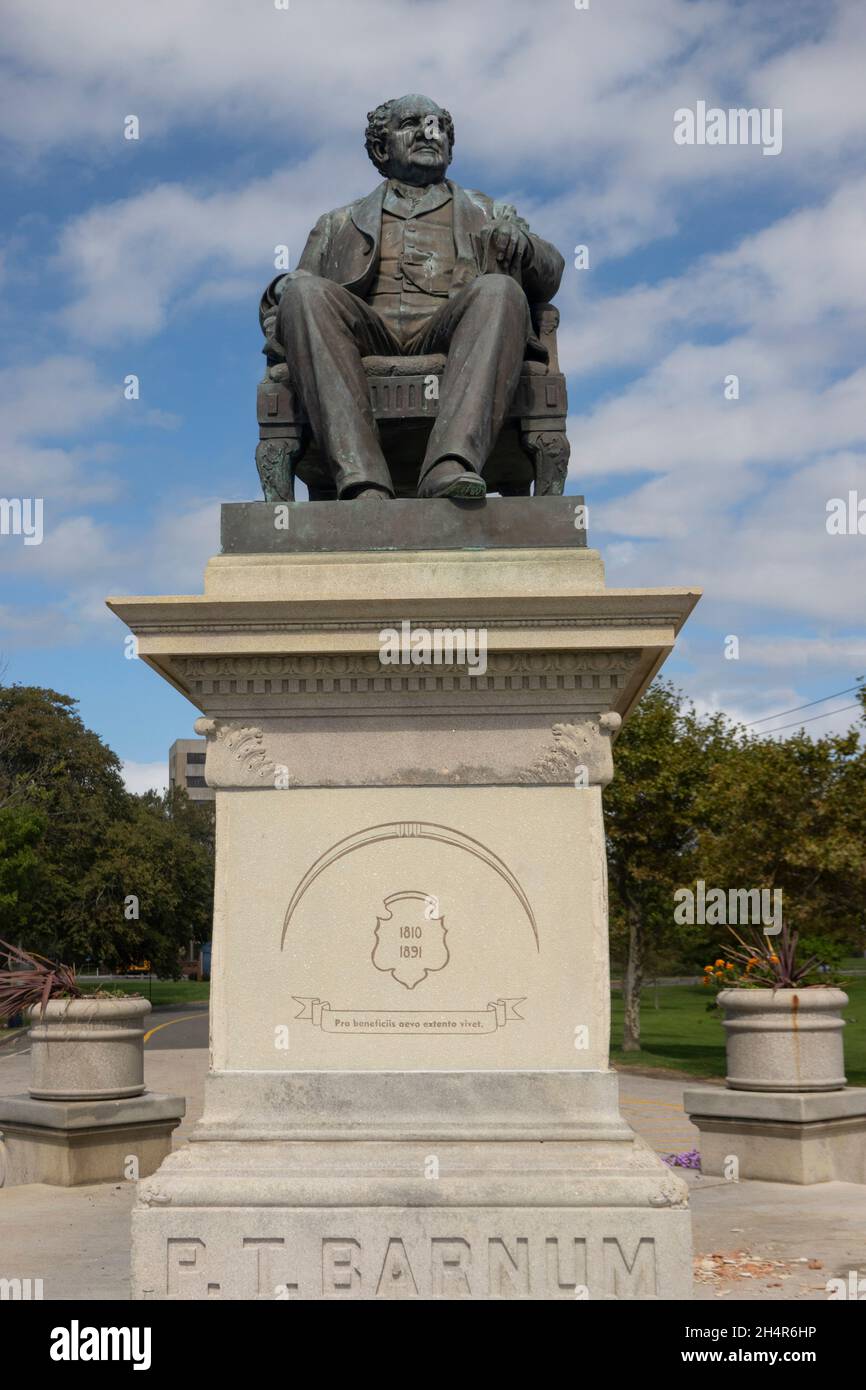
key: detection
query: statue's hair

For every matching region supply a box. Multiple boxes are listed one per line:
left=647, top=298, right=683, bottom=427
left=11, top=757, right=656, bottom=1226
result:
left=364, top=98, right=455, bottom=174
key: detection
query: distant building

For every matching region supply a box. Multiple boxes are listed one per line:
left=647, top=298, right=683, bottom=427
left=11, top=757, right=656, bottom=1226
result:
left=168, top=738, right=214, bottom=802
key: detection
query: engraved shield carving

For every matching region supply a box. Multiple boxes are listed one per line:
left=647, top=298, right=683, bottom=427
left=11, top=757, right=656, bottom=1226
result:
left=373, top=891, right=449, bottom=989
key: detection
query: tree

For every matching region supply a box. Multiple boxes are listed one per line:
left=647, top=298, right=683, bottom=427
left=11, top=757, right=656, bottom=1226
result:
left=0, top=683, right=214, bottom=973
left=604, top=682, right=732, bottom=1051
left=605, top=678, right=866, bottom=1054
left=77, top=790, right=215, bottom=977
left=0, top=685, right=129, bottom=959
left=0, top=805, right=45, bottom=938
left=698, top=707, right=866, bottom=956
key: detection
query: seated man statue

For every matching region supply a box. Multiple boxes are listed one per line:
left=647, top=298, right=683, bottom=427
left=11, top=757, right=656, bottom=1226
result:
left=262, top=94, right=565, bottom=500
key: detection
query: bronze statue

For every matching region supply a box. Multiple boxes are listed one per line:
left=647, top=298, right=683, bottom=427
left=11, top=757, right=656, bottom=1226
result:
left=257, top=95, right=569, bottom=502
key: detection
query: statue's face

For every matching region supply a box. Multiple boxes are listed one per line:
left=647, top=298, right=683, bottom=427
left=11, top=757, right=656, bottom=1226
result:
left=379, top=96, right=452, bottom=185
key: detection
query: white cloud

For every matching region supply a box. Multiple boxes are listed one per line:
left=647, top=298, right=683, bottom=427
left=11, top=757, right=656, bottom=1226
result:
left=139, top=500, right=222, bottom=595
left=753, top=3, right=866, bottom=157
left=0, top=474, right=223, bottom=640
left=724, top=637, right=866, bottom=671
left=55, top=150, right=364, bottom=343
left=0, top=357, right=121, bottom=438
left=6, top=0, right=862, bottom=323
left=0, top=349, right=216, bottom=628
left=559, top=172, right=866, bottom=634
left=2, top=0, right=865, bottom=741
left=665, top=639, right=865, bottom=743
left=0, top=358, right=125, bottom=513
left=0, top=0, right=725, bottom=166
left=559, top=173, right=866, bottom=378
left=592, top=450, right=866, bottom=623
left=689, top=690, right=863, bottom=741
left=121, top=759, right=168, bottom=795
left=24, top=498, right=221, bottom=633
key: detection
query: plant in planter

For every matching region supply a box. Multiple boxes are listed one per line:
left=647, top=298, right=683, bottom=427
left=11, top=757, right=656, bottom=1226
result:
left=701, top=925, right=849, bottom=1093
left=0, top=940, right=151, bottom=1101
left=0, top=940, right=83, bottom=1019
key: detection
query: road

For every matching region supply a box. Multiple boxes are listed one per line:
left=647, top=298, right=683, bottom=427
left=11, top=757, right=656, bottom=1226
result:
left=142, top=1006, right=208, bottom=1049
left=0, top=1005, right=209, bottom=1059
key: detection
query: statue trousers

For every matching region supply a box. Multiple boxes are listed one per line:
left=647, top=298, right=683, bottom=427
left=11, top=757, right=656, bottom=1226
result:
left=276, top=271, right=531, bottom=496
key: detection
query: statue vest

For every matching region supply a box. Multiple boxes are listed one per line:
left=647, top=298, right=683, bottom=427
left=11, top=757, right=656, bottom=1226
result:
left=367, top=192, right=456, bottom=344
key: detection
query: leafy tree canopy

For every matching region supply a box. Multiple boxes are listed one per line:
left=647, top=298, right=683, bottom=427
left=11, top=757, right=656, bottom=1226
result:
left=0, top=683, right=213, bottom=976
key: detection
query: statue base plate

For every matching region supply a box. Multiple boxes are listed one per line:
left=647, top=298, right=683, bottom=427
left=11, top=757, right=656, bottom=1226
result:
left=220, top=496, right=588, bottom=554
left=133, top=1072, right=690, bottom=1300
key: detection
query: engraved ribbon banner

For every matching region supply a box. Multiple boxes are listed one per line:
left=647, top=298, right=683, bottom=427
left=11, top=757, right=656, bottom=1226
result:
left=292, top=997, right=525, bottom=1034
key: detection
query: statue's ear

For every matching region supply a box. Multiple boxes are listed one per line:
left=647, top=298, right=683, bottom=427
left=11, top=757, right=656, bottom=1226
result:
left=368, top=134, right=388, bottom=172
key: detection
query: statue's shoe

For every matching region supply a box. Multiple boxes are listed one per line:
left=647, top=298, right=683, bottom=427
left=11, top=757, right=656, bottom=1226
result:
left=350, top=486, right=393, bottom=499
left=420, top=467, right=487, bottom=500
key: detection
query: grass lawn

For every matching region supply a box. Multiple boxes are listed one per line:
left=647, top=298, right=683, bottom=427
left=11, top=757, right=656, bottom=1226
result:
left=78, top=979, right=211, bottom=1007
left=1, top=980, right=210, bottom=1032
left=0, top=979, right=208, bottom=1034
left=611, top=979, right=866, bottom=1087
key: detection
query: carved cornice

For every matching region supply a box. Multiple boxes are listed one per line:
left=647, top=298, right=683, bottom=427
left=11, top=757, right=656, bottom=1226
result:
left=135, top=615, right=683, bottom=636
left=173, top=650, right=640, bottom=696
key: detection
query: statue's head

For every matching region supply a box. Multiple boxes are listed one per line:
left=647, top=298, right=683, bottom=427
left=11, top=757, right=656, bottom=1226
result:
left=365, top=94, right=454, bottom=185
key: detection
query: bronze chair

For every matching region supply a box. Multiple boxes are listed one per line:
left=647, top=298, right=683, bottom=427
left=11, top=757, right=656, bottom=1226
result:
left=255, top=296, right=570, bottom=501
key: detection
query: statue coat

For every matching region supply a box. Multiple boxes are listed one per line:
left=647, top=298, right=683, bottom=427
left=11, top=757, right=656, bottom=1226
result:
left=260, top=178, right=564, bottom=333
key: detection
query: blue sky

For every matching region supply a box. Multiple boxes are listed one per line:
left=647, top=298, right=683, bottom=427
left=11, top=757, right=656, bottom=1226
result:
left=1, top=0, right=864, bottom=790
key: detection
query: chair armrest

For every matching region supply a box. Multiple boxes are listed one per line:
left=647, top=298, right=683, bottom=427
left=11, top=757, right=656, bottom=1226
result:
left=259, top=276, right=290, bottom=367
left=530, top=302, right=561, bottom=374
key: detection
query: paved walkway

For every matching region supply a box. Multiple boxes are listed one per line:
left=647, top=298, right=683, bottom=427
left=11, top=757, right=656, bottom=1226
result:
left=2, top=1030, right=864, bottom=1301
left=619, top=1074, right=704, bottom=1157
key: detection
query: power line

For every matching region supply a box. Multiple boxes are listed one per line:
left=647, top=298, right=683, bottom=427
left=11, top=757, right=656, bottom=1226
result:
left=743, top=684, right=863, bottom=727
left=757, top=703, right=862, bottom=736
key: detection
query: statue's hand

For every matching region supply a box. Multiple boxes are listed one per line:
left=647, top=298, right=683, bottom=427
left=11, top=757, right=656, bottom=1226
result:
left=474, top=218, right=533, bottom=276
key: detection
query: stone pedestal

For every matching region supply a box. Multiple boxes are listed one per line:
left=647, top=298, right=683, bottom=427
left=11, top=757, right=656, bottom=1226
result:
left=684, top=1087, right=866, bottom=1184
left=0, top=1093, right=185, bottom=1187
left=108, top=499, right=699, bottom=1300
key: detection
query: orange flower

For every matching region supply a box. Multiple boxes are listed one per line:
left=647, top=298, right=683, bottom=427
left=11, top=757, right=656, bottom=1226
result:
left=715, top=959, right=725, bottom=968
left=725, top=962, right=734, bottom=970
left=703, top=965, right=714, bottom=974
left=769, top=955, right=779, bottom=964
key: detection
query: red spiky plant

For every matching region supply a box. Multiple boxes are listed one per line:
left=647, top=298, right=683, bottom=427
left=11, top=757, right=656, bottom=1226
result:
left=0, top=938, right=82, bottom=1022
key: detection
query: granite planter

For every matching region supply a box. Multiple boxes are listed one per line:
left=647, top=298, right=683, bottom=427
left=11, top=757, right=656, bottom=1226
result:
left=718, top=987, right=848, bottom=1093
left=28, top=997, right=151, bottom=1101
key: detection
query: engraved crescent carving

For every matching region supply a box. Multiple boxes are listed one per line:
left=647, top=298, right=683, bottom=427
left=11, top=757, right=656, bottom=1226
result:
left=281, top=821, right=538, bottom=950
